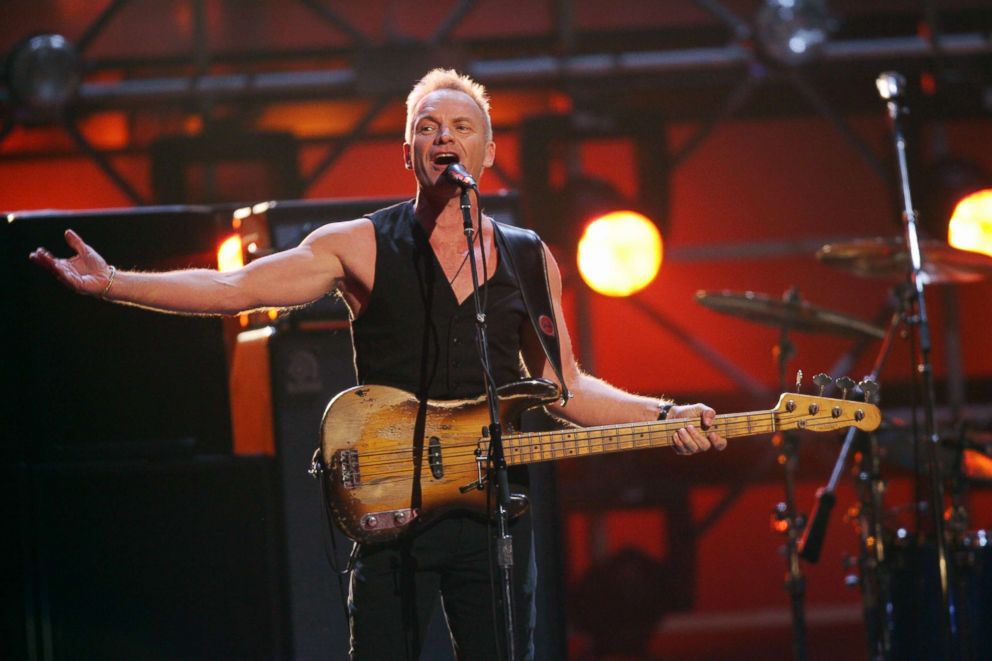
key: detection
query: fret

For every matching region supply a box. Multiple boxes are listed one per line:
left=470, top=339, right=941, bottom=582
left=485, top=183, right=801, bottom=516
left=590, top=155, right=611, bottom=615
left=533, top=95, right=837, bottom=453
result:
left=516, top=436, right=529, bottom=464
left=602, top=427, right=615, bottom=451
left=565, top=431, right=578, bottom=457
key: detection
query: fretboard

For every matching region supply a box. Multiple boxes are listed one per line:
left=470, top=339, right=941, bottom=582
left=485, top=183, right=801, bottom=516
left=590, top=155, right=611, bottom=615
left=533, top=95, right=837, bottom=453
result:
left=497, top=411, right=778, bottom=466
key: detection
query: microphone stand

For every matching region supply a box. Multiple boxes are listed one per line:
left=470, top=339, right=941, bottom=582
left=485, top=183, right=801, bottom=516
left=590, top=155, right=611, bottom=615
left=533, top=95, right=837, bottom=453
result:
left=799, top=300, right=900, bottom=660
left=771, top=302, right=807, bottom=661
left=876, top=71, right=957, bottom=659
left=458, top=185, right=518, bottom=661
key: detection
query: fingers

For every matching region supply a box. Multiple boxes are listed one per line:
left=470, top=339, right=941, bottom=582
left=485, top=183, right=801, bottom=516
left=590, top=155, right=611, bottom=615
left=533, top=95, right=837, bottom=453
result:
left=709, top=431, right=728, bottom=451
left=29, top=246, right=54, bottom=268
left=29, top=242, right=87, bottom=293
left=30, top=229, right=85, bottom=266
left=30, top=229, right=111, bottom=295
left=672, top=425, right=711, bottom=454
left=64, top=228, right=87, bottom=254
left=29, top=247, right=68, bottom=282
left=669, top=403, right=726, bottom=455
left=700, top=407, right=716, bottom=427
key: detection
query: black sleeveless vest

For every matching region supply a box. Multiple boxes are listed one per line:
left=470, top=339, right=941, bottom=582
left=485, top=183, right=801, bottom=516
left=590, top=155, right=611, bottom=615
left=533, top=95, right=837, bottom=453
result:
left=352, top=201, right=528, bottom=400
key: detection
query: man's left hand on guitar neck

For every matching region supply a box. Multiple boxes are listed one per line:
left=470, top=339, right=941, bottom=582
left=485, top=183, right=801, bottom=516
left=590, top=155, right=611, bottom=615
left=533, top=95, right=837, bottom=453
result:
left=665, top=403, right=727, bottom=455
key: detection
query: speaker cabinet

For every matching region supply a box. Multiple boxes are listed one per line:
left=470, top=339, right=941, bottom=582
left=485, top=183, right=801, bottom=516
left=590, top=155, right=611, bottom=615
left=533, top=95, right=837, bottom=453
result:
left=4, top=207, right=232, bottom=462
left=265, top=326, right=357, bottom=660
left=8, top=457, right=288, bottom=660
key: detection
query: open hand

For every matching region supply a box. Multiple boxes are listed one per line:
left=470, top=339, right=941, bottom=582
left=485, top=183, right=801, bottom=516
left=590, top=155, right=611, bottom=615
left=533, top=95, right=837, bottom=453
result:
left=29, top=229, right=113, bottom=297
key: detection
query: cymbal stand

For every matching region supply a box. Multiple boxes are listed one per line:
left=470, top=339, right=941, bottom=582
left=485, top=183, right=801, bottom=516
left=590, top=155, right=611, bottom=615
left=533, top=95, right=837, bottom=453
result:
left=853, top=304, right=903, bottom=661
left=772, top=288, right=807, bottom=661
left=797, top=289, right=902, bottom=660
left=877, top=71, right=957, bottom=658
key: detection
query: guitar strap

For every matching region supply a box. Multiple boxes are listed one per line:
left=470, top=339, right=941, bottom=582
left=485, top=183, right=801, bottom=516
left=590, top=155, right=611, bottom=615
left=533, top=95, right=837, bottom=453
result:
left=492, top=221, right=571, bottom=405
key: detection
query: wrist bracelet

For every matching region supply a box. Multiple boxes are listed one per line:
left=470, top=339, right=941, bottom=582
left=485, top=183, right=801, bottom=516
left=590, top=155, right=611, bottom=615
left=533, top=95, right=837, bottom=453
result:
left=658, top=402, right=674, bottom=421
left=101, top=266, right=117, bottom=299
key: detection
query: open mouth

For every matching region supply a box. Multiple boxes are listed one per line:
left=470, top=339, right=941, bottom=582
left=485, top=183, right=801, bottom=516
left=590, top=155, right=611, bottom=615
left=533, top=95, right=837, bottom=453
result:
left=434, top=152, right=459, bottom=166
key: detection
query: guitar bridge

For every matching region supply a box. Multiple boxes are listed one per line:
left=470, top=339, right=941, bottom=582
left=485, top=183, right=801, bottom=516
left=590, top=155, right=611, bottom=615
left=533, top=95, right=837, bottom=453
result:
left=333, top=449, right=361, bottom=488
left=361, top=508, right=419, bottom=533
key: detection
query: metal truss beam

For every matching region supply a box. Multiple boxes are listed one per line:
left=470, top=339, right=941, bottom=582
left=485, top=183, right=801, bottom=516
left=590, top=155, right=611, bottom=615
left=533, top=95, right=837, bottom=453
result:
left=4, top=33, right=986, bottom=110
left=77, top=0, right=131, bottom=54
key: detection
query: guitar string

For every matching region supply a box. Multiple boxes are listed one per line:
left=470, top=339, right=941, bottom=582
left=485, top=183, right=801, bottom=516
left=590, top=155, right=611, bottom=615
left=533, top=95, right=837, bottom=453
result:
left=334, top=421, right=760, bottom=466
left=343, top=415, right=868, bottom=482
left=351, top=422, right=845, bottom=482
left=341, top=411, right=769, bottom=461
left=334, top=407, right=868, bottom=462
left=345, top=411, right=859, bottom=466
left=348, top=423, right=860, bottom=483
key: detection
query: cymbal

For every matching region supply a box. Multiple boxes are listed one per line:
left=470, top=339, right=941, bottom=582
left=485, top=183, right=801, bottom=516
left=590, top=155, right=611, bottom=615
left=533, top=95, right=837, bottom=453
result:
left=877, top=421, right=992, bottom=482
left=695, top=290, right=886, bottom=338
left=816, top=236, right=992, bottom=285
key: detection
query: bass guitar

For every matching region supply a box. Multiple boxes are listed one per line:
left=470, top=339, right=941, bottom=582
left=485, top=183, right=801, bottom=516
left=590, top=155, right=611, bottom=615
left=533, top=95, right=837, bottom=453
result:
left=318, top=379, right=880, bottom=543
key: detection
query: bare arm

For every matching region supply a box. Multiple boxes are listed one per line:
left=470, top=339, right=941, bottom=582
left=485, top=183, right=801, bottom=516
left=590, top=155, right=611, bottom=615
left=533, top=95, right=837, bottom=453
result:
left=29, top=220, right=374, bottom=315
left=521, top=244, right=726, bottom=453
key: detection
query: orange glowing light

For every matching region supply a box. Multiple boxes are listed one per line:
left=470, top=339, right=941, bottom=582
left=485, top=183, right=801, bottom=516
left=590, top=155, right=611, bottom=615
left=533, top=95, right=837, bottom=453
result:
left=576, top=211, right=662, bottom=297
left=948, top=189, right=992, bottom=257
left=217, top=234, right=244, bottom=272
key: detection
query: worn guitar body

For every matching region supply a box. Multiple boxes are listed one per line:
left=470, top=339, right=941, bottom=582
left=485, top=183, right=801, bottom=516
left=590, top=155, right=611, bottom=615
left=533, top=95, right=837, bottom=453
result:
left=320, top=379, right=881, bottom=544
left=319, top=380, right=559, bottom=544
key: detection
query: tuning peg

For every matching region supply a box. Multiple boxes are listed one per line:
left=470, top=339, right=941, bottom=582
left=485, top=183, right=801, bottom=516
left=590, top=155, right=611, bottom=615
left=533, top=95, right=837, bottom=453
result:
left=859, top=378, right=880, bottom=404
left=812, top=373, right=832, bottom=396
left=835, top=376, right=856, bottom=400
left=795, top=369, right=803, bottom=392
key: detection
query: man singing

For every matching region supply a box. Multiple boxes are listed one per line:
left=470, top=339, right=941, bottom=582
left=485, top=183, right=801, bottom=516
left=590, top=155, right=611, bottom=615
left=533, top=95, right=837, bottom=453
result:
left=31, top=68, right=726, bottom=660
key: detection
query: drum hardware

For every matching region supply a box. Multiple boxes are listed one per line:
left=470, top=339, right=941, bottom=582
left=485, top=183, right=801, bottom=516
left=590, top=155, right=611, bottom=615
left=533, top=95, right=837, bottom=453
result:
left=696, top=285, right=887, bottom=661
left=694, top=289, right=887, bottom=339
left=816, top=236, right=992, bottom=286
left=796, top=72, right=991, bottom=661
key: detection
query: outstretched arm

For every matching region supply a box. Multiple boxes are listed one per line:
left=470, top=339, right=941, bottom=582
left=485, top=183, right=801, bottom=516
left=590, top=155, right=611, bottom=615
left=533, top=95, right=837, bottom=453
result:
left=29, top=220, right=374, bottom=316
left=521, top=244, right=726, bottom=454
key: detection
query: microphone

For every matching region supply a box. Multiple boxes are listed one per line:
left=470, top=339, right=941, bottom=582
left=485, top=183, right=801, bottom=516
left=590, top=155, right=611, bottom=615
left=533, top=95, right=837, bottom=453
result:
left=876, top=71, right=907, bottom=121
left=443, top=162, right=477, bottom=189
left=875, top=71, right=906, bottom=101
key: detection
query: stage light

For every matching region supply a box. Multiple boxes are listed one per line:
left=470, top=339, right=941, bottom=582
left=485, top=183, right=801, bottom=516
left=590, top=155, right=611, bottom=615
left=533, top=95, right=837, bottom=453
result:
left=755, top=0, right=835, bottom=67
left=6, top=33, right=81, bottom=121
left=217, top=234, right=244, bottom=272
left=577, top=210, right=663, bottom=297
left=948, top=189, right=992, bottom=257
left=922, top=158, right=992, bottom=256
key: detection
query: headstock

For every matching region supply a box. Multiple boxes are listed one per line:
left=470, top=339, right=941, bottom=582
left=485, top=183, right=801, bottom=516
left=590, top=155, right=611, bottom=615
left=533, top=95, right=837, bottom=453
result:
left=774, top=373, right=881, bottom=433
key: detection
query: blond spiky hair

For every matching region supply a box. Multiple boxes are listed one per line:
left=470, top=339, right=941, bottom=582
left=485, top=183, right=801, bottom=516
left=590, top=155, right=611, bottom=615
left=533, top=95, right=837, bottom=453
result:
left=405, top=68, right=492, bottom=143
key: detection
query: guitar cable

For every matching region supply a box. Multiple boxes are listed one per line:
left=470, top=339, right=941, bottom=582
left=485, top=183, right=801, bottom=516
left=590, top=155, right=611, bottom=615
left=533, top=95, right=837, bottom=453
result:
left=313, top=451, right=360, bottom=628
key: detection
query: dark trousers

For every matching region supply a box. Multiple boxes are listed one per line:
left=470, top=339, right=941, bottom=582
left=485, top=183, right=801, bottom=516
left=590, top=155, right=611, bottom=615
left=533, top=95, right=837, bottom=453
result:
left=348, top=513, right=536, bottom=660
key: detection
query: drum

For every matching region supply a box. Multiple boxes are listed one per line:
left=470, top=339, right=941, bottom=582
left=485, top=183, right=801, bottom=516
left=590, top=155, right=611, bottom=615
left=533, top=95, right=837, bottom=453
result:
left=885, top=531, right=992, bottom=660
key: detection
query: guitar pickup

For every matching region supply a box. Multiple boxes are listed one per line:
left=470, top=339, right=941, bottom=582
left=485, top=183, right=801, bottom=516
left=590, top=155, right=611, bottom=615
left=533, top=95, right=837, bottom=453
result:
left=333, top=448, right=361, bottom=488
left=428, top=436, right=444, bottom=479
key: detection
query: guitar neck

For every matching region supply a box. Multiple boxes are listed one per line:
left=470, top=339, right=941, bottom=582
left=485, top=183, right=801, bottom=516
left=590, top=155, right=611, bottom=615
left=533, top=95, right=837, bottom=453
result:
left=499, top=410, right=776, bottom=466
